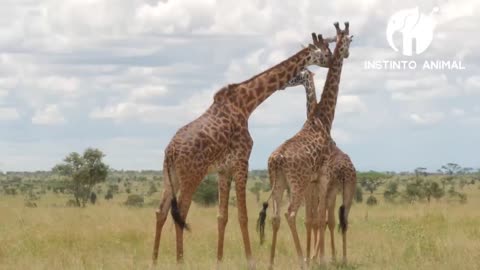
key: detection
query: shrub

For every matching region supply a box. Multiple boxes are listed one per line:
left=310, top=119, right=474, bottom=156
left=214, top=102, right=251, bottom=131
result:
left=24, top=200, right=37, bottom=208
left=192, top=175, right=218, bottom=206
left=125, top=194, right=144, bottom=207
left=147, top=182, right=158, bottom=196
left=366, top=195, right=378, bottom=206
left=354, top=185, right=363, bottom=203
left=90, top=192, right=97, bottom=204
left=104, top=190, right=113, bottom=200
left=146, top=199, right=160, bottom=208
left=66, top=199, right=77, bottom=207
left=384, top=181, right=399, bottom=203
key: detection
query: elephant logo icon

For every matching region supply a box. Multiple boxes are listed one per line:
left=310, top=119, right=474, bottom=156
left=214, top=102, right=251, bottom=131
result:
left=386, top=7, right=439, bottom=56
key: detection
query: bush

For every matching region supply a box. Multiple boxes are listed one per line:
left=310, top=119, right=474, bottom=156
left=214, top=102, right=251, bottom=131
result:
left=146, top=199, right=160, bottom=208
left=354, top=185, right=363, bottom=203
left=192, top=175, right=218, bottom=206
left=104, top=190, right=113, bottom=200
left=66, top=199, right=78, bottom=207
left=24, top=201, right=37, bottom=208
left=384, top=181, right=399, bottom=203
left=125, top=194, right=144, bottom=207
left=90, top=192, right=97, bottom=204
left=366, top=195, right=378, bottom=206
left=147, top=182, right=158, bottom=196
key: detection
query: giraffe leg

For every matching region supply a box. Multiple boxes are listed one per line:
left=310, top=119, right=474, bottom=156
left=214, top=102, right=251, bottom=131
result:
left=284, top=190, right=307, bottom=269
left=305, top=220, right=312, bottom=264
left=327, top=188, right=337, bottom=262
left=312, top=221, right=319, bottom=259
left=233, top=165, right=255, bottom=270
left=304, top=185, right=315, bottom=263
left=313, top=176, right=328, bottom=264
left=341, top=179, right=356, bottom=264
left=174, top=189, right=195, bottom=263
left=217, top=172, right=231, bottom=263
left=269, top=175, right=285, bottom=269
left=152, top=188, right=173, bottom=266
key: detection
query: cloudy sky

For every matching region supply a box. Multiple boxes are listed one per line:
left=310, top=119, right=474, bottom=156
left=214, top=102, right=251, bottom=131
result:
left=0, top=0, right=479, bottom=172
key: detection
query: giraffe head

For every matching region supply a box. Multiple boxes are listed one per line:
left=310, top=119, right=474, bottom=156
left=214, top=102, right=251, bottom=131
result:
left=306, top=33, right=332, bottom=67
left=326, top=22, right=353, bottom=59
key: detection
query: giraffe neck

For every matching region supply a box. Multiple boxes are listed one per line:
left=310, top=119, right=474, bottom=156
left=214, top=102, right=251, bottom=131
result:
left=227, top=48, right=312, bottom=117
left=313, top=45, right=344, bottom=134
left=304, top=73, right=317, bottom=118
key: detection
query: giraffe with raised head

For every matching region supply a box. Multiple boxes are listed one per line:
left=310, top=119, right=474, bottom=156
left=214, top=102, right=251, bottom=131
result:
left=288, top=68, right=357, bottom=263
left=259, top=22, right=353, bottom=269
left=310, top=21, right=355, bottom=265
left=151, top=32, right=333, bottom=269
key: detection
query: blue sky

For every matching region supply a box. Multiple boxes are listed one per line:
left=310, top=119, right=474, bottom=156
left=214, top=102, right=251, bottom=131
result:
left=0, top=0, right=479, bottom=172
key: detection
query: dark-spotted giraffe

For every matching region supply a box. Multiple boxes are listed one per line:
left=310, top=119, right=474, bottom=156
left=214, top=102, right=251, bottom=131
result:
left=264, top=22, right=353, bottom=269
left=288, top=68, right=357, bottom=264
left=152, top=32, right=333, bottom=269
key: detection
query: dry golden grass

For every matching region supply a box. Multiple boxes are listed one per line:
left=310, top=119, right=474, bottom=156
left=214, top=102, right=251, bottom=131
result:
left=1, top=187, right=480, bottom=270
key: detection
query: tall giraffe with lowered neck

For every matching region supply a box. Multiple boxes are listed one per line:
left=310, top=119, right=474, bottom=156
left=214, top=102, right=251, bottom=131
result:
left=152, top=33, right=332, bottom=269
left=259, top=22, right=353, bottom=269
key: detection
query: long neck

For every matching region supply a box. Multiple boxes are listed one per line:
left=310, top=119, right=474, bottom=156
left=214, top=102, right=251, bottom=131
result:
left=304, top=74, right=318, bottom=118
left=227, top=48, right=312, bottom=117
left=313, top=46, right=344, bottom=134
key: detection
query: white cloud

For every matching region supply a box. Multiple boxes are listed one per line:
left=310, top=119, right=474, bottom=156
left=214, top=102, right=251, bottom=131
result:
left=0, top=107, right=20, bottom=121
left=337, top=95, right=367, bottom=115
left=36, top=76, right=80, bottom=95
left=129, top=85, right=168, bottom=101
left=90, top=86, right=218, bottom=125
left=465, top=75, right=480, bottom=94
left=451, top=108, right=465, bottom=117
left=387, top=74, right=459, bottom=101
left=409, top=112, right=445, bottom=126
left=32, top=105, right=66, bottom=125
left=332, top=128, right=351, bottom=144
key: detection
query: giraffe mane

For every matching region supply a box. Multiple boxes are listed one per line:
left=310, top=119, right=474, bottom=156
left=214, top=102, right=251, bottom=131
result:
left=229, top=47, right=309, bottom=87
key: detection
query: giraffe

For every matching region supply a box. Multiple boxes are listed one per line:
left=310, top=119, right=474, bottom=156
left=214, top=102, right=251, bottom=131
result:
left=259, top=22, right=353, bottom=269
left=288, top=69, right=357, bottom=263
left=151, top=32, right=333, bottom=269
left=309, top=21, right=355, bottom=265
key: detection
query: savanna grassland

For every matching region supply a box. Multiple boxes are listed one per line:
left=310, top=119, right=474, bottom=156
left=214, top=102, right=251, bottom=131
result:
left=1, top=171, right=480, bottom=270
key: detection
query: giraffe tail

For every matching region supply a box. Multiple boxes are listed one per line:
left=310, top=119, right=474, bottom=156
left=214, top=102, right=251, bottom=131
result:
left=164, top=153, right=190, bottom=232
left=170, top=196, right=190, bottom=231
left=338, top=205, right=347, bottom=233
left=339, top=165, right=356, bottom=234
left=257, top=155, right=282, bottom=245
left=257, top=201, right=269, bottom=245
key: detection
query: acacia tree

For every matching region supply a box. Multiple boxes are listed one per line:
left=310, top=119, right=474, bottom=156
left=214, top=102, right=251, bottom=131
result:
left=53, top=148, right=109, bottom=207
left=439, top=163, right=462, bottom=191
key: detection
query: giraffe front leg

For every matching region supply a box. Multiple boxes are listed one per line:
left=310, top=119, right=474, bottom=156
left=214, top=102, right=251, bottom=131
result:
left=233, top=163, right=255, bottom=270
left=217, top=172, right=231, bottom=264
